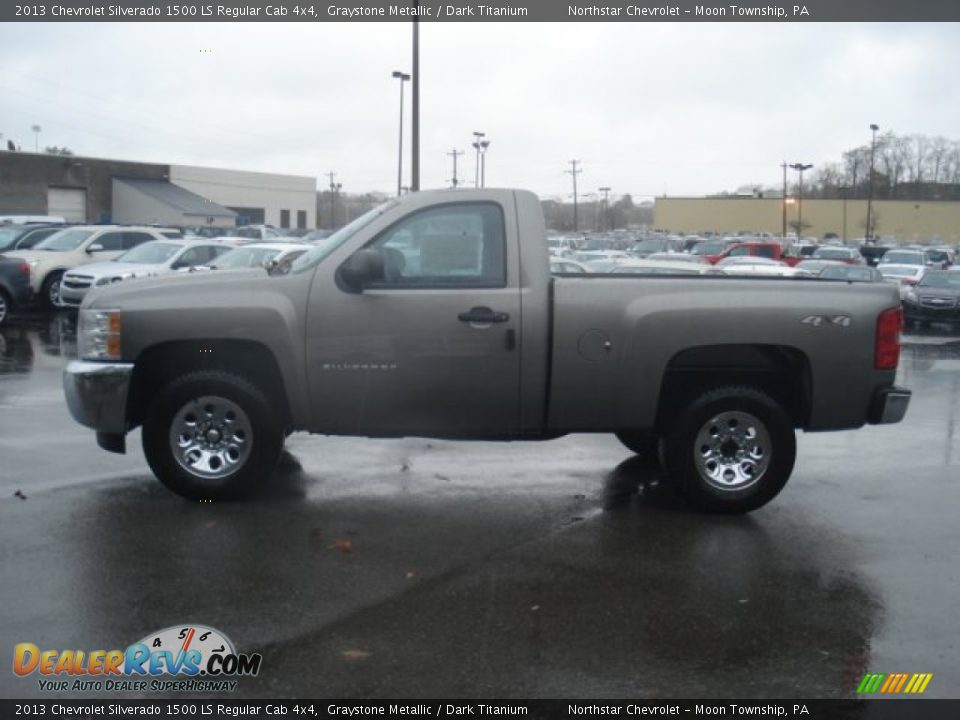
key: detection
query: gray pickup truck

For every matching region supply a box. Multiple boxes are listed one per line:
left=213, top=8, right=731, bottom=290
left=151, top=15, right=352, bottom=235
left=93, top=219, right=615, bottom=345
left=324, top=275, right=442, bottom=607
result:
left=64, top=189, right=910, bottom=513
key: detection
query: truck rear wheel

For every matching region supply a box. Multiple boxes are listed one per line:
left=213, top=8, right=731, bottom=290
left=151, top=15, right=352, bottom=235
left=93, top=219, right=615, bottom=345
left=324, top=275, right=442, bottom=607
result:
left=142, top=370, right=283, bottom=500
left=661, top=386, right=795, bottom=514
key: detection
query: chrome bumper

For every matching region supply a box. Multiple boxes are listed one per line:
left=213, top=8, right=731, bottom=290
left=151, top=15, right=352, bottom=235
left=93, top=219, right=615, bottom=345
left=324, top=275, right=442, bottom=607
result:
left=868, top=386, right=911, bottom=425
left=63, top=360, right=134, bottom=434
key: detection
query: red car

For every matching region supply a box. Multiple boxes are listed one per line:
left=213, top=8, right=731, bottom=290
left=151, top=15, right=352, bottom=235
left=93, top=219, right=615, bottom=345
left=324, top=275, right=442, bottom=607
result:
left=713, top=242, right=802, bottom=267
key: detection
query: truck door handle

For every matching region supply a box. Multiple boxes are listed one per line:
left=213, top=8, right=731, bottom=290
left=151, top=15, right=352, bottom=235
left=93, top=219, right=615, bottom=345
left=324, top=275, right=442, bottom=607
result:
left=458, top=306, right=510, bottom=323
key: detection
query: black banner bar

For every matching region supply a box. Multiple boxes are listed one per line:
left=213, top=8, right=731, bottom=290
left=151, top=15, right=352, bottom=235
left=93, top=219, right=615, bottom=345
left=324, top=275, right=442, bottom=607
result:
left=3, top=0, right=960, bottom=22
left=3, top=699, right=960, bottom=720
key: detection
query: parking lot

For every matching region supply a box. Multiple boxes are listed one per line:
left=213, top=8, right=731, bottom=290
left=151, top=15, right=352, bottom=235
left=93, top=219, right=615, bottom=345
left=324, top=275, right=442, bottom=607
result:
left=1, top=312, right=958, bottom=699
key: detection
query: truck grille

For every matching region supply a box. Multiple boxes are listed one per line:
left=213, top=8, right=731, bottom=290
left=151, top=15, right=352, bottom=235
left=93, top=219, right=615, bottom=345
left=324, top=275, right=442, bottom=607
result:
left=63, top=275, right=93, bottom=290
left=918, top=295, right=958, bottom=309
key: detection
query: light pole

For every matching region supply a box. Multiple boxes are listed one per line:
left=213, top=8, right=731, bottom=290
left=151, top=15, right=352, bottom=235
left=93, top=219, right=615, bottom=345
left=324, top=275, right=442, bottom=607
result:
left=471, top=131, right=485, bottom=187
left=865, top=123, right=880, bottom=241
left=31, top=124, right=41, bottom=152
left=479, top=139, right=490, bottom=188
left=789, top=162, right=813, bottom=237
left=391, top=71, right=410, bottom=197
left=326, top=172, right=341, bottom=229
left=411, top=21, right=419, bottom=192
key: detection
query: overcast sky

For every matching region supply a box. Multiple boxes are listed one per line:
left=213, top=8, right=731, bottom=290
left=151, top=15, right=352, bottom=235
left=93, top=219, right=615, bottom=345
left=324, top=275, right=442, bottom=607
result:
left=2, top=22, right=959, bottom=200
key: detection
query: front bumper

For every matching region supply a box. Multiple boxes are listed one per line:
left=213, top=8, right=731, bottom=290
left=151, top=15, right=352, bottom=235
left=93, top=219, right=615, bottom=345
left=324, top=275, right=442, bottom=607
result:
left=63, top=360, right=134, bottom=434
left=903, top=302, right=960, bottom=324
left=867, top=386, right=911, bottom=425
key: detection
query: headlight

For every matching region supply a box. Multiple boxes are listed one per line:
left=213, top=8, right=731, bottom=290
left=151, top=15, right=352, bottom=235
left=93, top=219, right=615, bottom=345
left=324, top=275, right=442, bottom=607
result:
left=78, top=309, right=123, bottom=360
left=95, top=277, right=111, bottom=286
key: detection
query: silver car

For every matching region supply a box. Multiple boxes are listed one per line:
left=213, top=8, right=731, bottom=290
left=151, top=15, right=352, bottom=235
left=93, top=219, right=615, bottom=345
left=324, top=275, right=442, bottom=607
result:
left=59, top=239, right=236, bottom=307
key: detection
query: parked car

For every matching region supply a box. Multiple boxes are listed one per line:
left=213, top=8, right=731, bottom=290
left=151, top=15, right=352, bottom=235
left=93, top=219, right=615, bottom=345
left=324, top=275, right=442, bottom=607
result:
left=548, top=236, right=579, bottom=257
left=878, top=264, right=927, bottom=298
left=925, top=247, right=954, bottom=268
left=689, top=240, right=729, bottom=263
left=59, top=239, right=238, bottom=308
left=715, top=241, right=801, bottom=267
left=719, top=260, right=812, bottom=278
left=303, top=229, right=334, bottom=243
left=0, top=214, right=66, bottom=224
left=630, top=237, right=685, bottom=257
left=902, top=270, right=960, bottom=327
left=203, top=242, right=310, bottom=271
left=817, top=265, right=884, bottom=283
left=879, top=249, right=932, bottom=267
left=811, top=246, right=864, bottom=265
left=549, top=258, right=589, bottom=274
left=644, top=252, right=709, bottom=264
left=8, top=226, right=173, bottom=308
left=610, top=259, right=723, bottom=276
left=0, top=224, right=67, bottom=254
left=573, top=250, right=633, bottom=265
left=795, top=259, right=846, bottom=275
left=0, top=257, right=33, bottom=326
left=64, top=188, right=910, bottom=514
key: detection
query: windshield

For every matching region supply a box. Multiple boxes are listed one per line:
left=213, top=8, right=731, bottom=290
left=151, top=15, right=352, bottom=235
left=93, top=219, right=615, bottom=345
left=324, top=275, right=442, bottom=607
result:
left=34, top=228, right=94, bottom=251
left=691, top=241, right=724, bottom=255
left=632, top=239, right=665, bottom=253
left=881, top=251, right=923, bottom=264
left=291, top=200, right=399, bottom=274
left=813, top=248, right=852, bottom=259
left=214, top=247, right=282, bottom=268
left=0, top=227, right=20, bottom=252
left=918, top=272, right=960, bottom=289
left=819, top=266, right=875, bottom=281
left=116, top=242, right=182, bottom=264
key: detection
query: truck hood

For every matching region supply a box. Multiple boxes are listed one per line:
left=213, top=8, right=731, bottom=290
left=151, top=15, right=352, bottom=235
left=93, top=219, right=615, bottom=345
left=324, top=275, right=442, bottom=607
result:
left=83, top=268, right=270, bottom=309
left=64, top=261, right=169, bottom=280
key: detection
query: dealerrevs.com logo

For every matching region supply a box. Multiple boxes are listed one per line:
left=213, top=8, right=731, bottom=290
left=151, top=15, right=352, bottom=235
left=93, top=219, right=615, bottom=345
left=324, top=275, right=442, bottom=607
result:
left=13, top=624, right=262, bottom=693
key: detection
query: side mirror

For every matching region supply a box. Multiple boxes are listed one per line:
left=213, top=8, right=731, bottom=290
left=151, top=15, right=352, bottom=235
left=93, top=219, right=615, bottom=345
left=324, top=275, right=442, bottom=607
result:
left=339, top=249, right=384, bottom=292
left=87, top=243, right=104, bottom=253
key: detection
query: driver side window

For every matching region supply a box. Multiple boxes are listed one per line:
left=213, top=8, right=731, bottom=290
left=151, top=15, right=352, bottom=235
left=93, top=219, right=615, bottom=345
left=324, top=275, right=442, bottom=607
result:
left=366, top=203, right=506, bottom=288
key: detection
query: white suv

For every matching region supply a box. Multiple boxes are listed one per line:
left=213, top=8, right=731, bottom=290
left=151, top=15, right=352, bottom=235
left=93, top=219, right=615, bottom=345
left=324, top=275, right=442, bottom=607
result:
left=9, top=226, right=169, bottom=307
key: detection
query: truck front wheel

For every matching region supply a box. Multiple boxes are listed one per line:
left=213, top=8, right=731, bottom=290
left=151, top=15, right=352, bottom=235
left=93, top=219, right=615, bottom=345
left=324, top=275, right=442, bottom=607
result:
left=142, top=370, right=284, bottom=500
left=661, top=386, right=795, bottom=514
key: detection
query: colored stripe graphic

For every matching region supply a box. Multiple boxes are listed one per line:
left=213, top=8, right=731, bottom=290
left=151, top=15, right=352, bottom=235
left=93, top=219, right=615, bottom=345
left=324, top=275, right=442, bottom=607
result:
left=858, top=672, right=932, bottom=694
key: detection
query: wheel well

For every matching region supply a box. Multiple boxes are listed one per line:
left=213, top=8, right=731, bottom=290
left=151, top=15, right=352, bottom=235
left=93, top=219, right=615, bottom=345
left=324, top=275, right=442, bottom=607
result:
left=126, top=340, right=292, bottom=431
left=655, top=344, right=812, bottom=431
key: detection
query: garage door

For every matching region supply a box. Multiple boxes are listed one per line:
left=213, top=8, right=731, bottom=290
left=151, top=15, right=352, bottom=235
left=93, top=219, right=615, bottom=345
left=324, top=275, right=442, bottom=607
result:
left=47, top=187, right=87, bottom=222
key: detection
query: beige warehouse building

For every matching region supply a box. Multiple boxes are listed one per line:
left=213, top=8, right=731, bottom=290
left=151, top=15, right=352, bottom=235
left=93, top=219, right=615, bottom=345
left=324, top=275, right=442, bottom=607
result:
left=654, top=197, right=960, bottom=243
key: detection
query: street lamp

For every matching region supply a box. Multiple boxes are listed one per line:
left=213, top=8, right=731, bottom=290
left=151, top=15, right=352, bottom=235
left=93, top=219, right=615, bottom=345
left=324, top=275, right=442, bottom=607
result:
left=789, top=162, right=813, bottom=237
left=471, top=131, right=485, bottom=187
left=865, top=123, right=880, bottom=241
left=329, top=180, right=342, bottom=229
left=31, top=124, right=41, bottom=152
left=478, top=139, right=490, bottom=188
left=391, top=71, right=410, bottom=197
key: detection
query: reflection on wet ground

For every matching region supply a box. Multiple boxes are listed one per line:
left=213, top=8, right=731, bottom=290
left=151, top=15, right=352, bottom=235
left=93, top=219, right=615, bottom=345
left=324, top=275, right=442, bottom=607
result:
left=0, top=311, right=958, bottom=698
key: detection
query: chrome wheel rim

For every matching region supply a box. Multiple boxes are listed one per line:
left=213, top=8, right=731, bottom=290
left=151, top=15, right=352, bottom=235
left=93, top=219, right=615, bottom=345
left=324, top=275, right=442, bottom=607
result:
left=0, top=294, right=7, bottom=323
left=693, top=410, right=771, bottom=491
left=169, top=395, right=252, bottom=480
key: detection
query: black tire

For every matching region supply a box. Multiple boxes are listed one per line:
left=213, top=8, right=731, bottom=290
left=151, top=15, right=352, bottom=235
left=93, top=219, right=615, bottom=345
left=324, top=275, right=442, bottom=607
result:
left=661, top=386, right=796, bottom=514
left=0, top=288, right=10, bottom=326
left=41, top=272, right=62, bottom=309
left=615, top=431, right=660, bottom=458
left=142, top=370, right=284, bottom=500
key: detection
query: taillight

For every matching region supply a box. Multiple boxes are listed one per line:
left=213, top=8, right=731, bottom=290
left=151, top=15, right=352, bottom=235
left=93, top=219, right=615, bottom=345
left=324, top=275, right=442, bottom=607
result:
left=17, top=262, right=30, bottom=277
left=875, top=307, right=902, bottom=370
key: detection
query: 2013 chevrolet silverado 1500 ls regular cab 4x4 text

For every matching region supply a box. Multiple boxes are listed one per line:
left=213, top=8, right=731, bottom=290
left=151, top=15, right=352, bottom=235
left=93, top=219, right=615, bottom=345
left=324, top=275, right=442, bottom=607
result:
left=63, top=189, right=911, bottom=513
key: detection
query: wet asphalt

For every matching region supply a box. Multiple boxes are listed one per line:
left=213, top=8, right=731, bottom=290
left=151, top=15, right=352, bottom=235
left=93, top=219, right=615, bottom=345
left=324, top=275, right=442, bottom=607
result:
left=0, top=312, right=958, bottom=700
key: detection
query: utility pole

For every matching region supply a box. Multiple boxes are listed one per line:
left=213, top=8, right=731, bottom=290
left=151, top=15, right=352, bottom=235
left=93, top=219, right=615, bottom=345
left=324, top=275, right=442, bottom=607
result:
left=865, top=123, right=880, bottom=241
left=781, top=161, right=788, bottom=238
left=448, top=149, right=464, bottom=187
left=789, top=163, right=813, bottom=237
left=472, top=131, right=485, bottom=187
left=566, top=160, right=581, bottom=232
left=599, top=186, right=611, bottom=230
